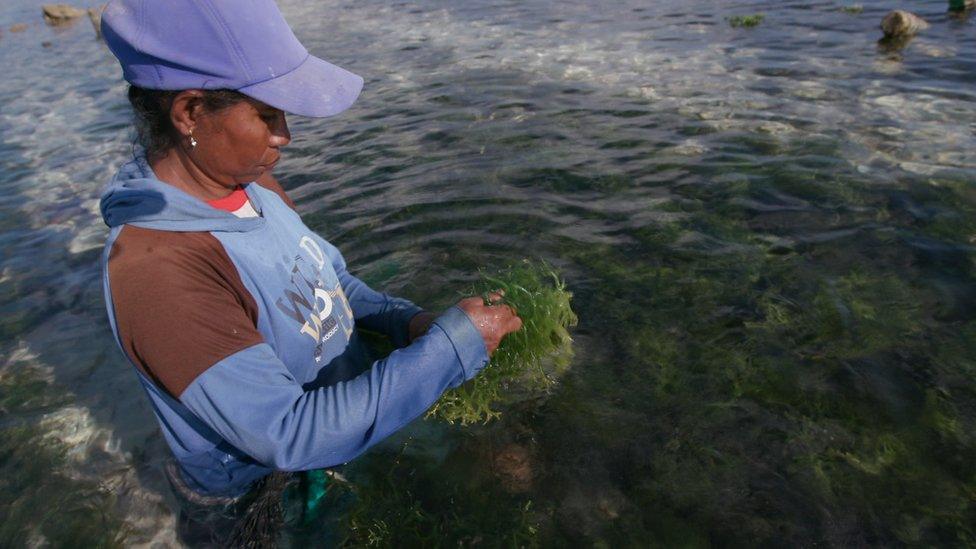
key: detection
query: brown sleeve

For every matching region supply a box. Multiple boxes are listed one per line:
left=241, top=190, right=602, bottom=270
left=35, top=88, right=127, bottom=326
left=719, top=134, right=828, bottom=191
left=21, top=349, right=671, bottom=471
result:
left=255, top=171, right=297, bottom=211
left=108, top=226, right=264, bottom=398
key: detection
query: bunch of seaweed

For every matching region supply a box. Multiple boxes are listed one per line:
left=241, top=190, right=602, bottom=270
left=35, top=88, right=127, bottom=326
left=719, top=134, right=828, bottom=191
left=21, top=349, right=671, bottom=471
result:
left=427, top=260, right=578, bottom=425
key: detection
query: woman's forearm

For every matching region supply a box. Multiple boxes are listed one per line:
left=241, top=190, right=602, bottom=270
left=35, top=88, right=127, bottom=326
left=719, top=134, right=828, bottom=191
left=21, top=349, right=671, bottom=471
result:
left=178, top=307, right=487, bottom=471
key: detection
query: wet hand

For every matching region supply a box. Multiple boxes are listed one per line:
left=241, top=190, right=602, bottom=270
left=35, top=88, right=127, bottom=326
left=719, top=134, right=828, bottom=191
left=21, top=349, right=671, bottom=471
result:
left=456, top=291, right=523, bottom=355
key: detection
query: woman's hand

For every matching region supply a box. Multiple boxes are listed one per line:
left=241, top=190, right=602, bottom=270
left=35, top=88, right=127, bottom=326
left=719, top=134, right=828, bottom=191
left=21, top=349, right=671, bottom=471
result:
left=456, top=291, right=523, bottom=355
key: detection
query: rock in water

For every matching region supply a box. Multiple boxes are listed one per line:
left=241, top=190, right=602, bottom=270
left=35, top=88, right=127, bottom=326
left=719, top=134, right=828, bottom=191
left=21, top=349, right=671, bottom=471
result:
left=42, top=4, right=86, bottom=26
left=492, top=443, right=535, bottom=493
left=948, top=0, right=975, bottom=10
left=880, top=10, right=929, bottom=39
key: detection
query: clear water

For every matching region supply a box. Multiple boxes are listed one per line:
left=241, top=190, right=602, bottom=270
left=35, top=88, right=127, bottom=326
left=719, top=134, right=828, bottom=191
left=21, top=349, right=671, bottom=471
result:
left=1, top=0, right=974, bottom=545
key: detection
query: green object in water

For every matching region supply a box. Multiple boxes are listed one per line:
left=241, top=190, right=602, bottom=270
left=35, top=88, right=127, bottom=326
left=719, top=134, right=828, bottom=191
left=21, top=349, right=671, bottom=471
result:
left=840, top=4, right=864, bottom=14
left=427, top=260, right=578, bottom=425
left=304, top=469, right=330, bottom=520
left=948, top=0, right=969, bottom=11
left=727, top=14, right=765, bottom=27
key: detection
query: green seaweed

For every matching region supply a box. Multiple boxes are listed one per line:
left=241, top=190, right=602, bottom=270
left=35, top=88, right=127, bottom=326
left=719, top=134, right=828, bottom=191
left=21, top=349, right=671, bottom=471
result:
left=840, top=4, right=864, bottom=14
left=427, top=260, right=578, bottom=425
left=727, top=14, right=765, bottom=28
left=306, top=447, right=540, bottom=547
left=550, top=185, right=976, bottom=542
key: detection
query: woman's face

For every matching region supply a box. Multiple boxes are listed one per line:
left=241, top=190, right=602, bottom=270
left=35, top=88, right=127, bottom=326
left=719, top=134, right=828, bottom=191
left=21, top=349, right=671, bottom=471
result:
left=191, top=98, right=291, bottom=185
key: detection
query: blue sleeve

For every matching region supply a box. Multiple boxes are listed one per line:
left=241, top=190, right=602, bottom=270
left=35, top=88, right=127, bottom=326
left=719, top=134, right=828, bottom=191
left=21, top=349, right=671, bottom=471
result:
left=325, top=241, right=422, bottom=347
left=178, top=307, right=487, bottom=471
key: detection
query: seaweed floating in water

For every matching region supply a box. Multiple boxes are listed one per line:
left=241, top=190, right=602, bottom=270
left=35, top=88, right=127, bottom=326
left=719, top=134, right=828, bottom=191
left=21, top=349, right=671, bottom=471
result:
left=727, top=14, right=765, bottom=28
left=427, top=260, right=578, bottom=425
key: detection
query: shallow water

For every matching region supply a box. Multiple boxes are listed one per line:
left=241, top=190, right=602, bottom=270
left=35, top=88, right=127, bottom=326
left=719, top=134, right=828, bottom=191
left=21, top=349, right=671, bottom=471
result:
left=1, top=0, right=975, bottom=546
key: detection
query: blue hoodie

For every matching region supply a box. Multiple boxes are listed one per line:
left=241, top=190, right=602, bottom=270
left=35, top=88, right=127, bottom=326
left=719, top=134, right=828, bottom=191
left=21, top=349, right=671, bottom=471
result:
left=100, top=155, right=488, bottom=496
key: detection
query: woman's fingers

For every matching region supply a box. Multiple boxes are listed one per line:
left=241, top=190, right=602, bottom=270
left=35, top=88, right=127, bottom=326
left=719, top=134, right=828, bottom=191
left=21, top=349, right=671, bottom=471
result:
left=507, top=314, right=523, bottom=333
left=456, top=293, right=523, bottom=355
left=495, top=304, right=521, bottom=333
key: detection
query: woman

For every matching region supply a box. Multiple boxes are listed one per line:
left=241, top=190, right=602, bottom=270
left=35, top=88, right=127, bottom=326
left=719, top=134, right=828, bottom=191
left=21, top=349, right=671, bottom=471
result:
left=98, top=0, right=521, bottom=544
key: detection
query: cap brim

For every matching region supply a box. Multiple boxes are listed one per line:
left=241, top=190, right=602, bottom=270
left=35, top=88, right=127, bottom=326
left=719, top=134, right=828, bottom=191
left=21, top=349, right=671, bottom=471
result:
left=239, top=54, right=363, bottom=117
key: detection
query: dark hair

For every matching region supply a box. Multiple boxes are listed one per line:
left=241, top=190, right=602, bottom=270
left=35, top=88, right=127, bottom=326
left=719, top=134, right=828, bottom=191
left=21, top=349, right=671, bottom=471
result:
left=127, top=85, right=250, bottom=160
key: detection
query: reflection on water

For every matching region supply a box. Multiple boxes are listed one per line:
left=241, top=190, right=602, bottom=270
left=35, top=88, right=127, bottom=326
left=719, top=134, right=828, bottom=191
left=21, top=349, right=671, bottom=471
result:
left=0, top=0, right=974, bottom=545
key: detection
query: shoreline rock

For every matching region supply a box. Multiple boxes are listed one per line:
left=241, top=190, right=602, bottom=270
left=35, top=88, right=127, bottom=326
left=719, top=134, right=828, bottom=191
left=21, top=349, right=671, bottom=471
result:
left=880, top=10, right=929, bottom=39
left=42, top=4, right=86, bottom=26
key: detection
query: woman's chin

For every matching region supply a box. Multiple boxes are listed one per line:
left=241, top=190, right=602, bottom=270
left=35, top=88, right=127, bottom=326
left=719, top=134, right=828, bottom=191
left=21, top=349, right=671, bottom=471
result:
left=238, top=167, right=271, bottom=183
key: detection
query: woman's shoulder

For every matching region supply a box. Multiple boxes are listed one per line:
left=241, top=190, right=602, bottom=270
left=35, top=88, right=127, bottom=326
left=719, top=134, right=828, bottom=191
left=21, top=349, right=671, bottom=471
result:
left=107, top=225, right=241, bottom=288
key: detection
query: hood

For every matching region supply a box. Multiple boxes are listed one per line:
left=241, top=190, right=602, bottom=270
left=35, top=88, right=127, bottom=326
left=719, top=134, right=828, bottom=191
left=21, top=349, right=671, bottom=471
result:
left=100, top=154, right=265, bottom=233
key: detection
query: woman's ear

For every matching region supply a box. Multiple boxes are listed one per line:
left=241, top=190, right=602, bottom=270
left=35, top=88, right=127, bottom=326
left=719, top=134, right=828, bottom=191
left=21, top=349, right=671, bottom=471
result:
left=169, top=90, right=206, bottom=139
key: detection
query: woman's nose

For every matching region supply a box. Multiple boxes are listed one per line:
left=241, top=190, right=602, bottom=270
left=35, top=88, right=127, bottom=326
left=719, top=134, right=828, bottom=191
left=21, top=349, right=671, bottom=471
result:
left=270, top=113, right=291, bottom=147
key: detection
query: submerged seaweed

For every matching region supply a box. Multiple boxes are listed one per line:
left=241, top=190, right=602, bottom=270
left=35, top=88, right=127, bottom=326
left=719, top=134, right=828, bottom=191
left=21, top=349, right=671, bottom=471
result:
left=427, top=260, right=578, bottom=425
left=286, top=440, right=541, bottom=548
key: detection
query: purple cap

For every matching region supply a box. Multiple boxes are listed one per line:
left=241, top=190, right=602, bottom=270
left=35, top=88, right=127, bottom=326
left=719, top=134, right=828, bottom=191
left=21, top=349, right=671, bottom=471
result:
left=101, top=0, right=363, bottom=117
